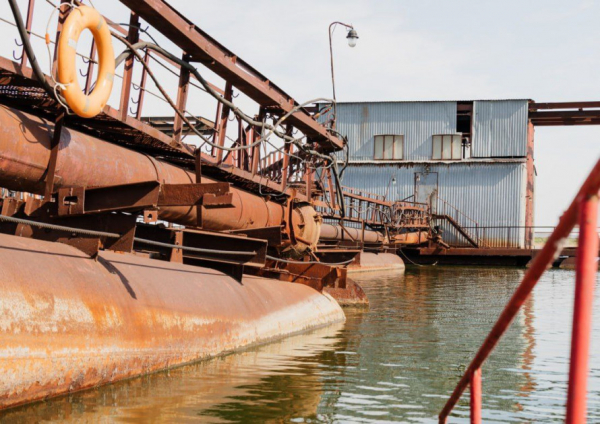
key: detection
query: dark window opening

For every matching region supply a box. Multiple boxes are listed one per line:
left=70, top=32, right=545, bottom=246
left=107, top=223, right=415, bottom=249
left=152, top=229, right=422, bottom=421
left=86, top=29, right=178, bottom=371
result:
left=457, top=101, right=473, bottom=158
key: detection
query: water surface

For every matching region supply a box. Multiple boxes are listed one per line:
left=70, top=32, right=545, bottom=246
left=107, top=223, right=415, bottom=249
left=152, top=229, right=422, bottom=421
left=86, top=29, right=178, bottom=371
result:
left=2, top=267, right=599, bottom=423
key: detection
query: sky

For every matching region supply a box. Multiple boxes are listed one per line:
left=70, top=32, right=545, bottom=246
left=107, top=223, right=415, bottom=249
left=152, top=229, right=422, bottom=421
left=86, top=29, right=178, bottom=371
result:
left=1, top=0, right=599, bottom=226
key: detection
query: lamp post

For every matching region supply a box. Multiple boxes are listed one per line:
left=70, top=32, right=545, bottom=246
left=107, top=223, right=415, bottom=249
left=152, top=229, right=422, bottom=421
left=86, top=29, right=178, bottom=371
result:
left=384, top=176, right=397, bottom=201
left=328, top=22, right=358, bottom=127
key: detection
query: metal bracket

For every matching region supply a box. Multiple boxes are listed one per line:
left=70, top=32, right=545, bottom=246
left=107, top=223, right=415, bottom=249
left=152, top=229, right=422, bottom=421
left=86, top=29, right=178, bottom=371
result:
left=227, top=226, right=283, bottom=247
left=43, top=112, right=65, bottom=201
left=134, top=224, right=267, bottom=268
left=57, top=181, right=233, bottom=216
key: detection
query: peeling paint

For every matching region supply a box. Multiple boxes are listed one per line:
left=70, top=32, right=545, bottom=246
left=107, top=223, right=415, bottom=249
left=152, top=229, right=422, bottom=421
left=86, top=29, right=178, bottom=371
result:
left=0, top=234, right=345, bottom=410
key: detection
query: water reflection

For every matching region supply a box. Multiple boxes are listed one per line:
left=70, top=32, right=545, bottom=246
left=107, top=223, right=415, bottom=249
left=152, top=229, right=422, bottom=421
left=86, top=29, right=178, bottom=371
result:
left=1, top=267, right=599, bottom=423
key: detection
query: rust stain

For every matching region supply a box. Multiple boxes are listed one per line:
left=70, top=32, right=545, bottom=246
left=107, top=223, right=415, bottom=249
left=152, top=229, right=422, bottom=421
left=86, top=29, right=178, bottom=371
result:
left=0, top=234, right=345, bottom=410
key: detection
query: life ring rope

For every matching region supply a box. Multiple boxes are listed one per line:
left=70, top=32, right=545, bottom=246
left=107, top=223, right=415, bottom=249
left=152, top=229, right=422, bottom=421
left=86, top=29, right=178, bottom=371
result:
left=50, top=4, right=115, bottom=118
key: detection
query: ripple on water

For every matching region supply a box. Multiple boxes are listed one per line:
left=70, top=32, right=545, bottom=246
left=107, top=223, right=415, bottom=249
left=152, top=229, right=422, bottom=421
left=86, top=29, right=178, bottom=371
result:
left=1, top=267, right=599, bottom=423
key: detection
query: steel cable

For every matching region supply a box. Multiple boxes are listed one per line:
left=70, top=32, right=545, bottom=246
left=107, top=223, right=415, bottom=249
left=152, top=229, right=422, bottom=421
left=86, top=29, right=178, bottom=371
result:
left=0, top=215, right=257, bottom=256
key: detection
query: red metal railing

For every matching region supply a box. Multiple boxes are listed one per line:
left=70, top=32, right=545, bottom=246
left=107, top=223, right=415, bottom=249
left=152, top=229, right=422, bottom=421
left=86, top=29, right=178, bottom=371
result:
left=439, top=158, right=600, bottom=424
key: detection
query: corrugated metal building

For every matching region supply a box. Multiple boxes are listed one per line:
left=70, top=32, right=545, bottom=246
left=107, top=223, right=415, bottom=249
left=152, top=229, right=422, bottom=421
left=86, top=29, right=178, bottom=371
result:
left=334, top=100, right=535, bottom=248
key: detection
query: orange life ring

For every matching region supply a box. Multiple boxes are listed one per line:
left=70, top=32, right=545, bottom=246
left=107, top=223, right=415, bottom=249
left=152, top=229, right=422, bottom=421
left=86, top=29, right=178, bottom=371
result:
left=57, top=5, right=114, bottom=118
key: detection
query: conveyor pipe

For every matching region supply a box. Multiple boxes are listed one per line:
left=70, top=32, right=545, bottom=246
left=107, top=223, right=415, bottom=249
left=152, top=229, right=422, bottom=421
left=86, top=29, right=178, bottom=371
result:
left=0, top=105, right=283, bottom=231
left=319, top=223, right=385, bottom=244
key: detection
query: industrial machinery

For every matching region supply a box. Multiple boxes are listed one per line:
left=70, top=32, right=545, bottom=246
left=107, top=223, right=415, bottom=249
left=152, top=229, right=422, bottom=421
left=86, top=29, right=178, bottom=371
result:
left=0, top=0, right=434, bottom=410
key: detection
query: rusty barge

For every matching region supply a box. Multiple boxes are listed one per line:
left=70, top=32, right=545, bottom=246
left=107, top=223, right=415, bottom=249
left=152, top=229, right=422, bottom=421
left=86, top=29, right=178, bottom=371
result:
left=0, top=0, right=435, bottom=410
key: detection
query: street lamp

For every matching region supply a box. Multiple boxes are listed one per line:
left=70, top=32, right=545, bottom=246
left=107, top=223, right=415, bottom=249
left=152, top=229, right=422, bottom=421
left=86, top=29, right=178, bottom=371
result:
left=329, top=22, right=358, bottom=126
left=346, top=28, right=359, bottom=47
left=384, top=176, right=396, bottom=200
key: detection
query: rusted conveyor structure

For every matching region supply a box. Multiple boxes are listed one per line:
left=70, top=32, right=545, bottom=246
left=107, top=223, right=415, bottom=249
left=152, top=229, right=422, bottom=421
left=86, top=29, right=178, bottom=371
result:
left=0, top=0, right=432, bottom=411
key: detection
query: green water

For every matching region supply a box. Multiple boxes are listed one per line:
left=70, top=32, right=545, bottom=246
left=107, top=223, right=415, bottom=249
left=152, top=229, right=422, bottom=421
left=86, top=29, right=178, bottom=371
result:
left=2, top=267, right=599, bottom=423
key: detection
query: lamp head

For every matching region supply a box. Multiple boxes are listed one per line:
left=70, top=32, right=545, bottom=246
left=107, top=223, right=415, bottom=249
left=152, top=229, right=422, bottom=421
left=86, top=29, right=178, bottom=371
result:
left=346, top=28, right=359, bottom=47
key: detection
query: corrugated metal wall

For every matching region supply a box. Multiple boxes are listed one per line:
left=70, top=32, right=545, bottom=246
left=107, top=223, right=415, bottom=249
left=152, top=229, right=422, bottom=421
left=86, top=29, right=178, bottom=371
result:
left=342, top=162, right=527, bottom=247
left=335, top=102, right=457, bottom=161
left=472, top=100, right=529, bottom=158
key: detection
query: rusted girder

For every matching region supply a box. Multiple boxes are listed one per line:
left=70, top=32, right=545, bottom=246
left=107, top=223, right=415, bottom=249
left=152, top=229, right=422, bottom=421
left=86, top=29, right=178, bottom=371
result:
left=0, top=105, right=282, bottom=231
left=57, top=181, right=233, bottom=216
left=118, top=0, right=344, bottom=151
left=529, top=102, right=600, bottom=126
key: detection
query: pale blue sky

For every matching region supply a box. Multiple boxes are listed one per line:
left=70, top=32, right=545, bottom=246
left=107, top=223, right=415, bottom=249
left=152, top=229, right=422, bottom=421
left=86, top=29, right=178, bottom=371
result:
left=2, top=0, right=599, bottom=226
left=165, top=0, right=600, bottom=226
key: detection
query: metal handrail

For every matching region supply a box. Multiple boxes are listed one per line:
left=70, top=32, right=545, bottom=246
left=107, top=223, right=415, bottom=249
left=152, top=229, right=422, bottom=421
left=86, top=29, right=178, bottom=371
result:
left=436, top=197, right=480, bottom=227
left=434, top=196, right=487, bottom=247
left=439, top=158, right=600, bottom=423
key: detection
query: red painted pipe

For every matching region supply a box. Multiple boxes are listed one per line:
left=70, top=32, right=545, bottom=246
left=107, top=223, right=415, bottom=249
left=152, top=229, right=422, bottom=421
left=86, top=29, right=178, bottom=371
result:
left=470, top=368, right=482, bottom=424
left=566, top=194, right=599, bottom=424
left=439, top=158, right=600, bottom=423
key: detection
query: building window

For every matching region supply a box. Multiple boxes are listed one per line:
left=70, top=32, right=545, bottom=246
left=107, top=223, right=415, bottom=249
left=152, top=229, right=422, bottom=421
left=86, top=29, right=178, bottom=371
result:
left=374, top=135, right=403, bottom=160
left=432, top=134, right=462, bottom=160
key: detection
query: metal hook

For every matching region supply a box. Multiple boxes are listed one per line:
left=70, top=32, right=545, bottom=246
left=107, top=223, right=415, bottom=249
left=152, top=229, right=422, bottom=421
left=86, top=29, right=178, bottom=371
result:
left=82, top=56, right=90, bottom=64
left=13, top=49, right=23, bottom=62
left=13, top=39, right=23, bottom=61
left=129, top=95, right=141, bottom=116
left=132, top=83, right=141, bottom=92
left=79, top=67, right=89, bottom=77
left=232, top=91, right=239, bottom=98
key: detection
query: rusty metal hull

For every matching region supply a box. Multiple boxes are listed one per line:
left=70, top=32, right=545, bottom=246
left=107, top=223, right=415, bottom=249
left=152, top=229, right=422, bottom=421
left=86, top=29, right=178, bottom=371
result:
left=0, top=105, right=283, bottom=230
left=348, top=252, right=405, bottom=273
left=0, top=233, right=345, bottom=410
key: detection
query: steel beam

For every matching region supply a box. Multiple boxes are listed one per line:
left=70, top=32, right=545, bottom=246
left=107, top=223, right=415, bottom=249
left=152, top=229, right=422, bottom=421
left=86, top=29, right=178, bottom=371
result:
left=525, top=120, right=535, bottom=248
left=530, top=101, right=600, bottom=110
left=118, top=12, right=140, bottom=121
left=57, top=182, right=232, bottom=216
left=118, top=0, right=343, bottom=151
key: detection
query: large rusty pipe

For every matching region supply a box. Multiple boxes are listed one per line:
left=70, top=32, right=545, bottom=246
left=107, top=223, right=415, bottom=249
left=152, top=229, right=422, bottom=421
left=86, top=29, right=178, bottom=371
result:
left=0, top=233, right=345, bottom=410
left=0, top=105, right=282, bottom=230
left=319, top=223, right=385, bottom=244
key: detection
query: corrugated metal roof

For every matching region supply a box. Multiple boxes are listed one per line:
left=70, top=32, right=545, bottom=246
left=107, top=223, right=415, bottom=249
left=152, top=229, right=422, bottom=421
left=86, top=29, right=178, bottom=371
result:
left=472, top=100, right=529, bottom=157
left=344, top=158, right=526, bottom=165
left=341, top=162, right=527, bottom=248
left=329, top=98, right=533, bottom=105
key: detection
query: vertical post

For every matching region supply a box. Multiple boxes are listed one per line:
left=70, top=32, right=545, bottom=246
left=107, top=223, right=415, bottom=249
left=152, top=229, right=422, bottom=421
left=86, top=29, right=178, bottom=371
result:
left=20, top=0, right=36, bottom=68
left=118, top=13, right=140, bottom=121
left=361, top=219, right=365, bottom=247
left=169, top=230, right=183, bottom=263
left=328, top=168, right=337, bottom=209
left=83, top=41, right=96, bottom=94
left=134, top=50, right=149, bottom=120
left=44, top=112, right=65, bottom=201
left=52, top=0, right=70, bottom=75
left=242, top=126, right=252, bottom=171
left=194, top=147, right=202, bottom=228
left=566, top=194, right=599, bottom=424
left=470, top=368, right=482, bottom=424
left=172, top=53, right=191, bottom=145
left=278, top=125, right=292, bottom=190
left=525, top=119, right=535, bottom=248
left=214, top=82, right=233, bottom=163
